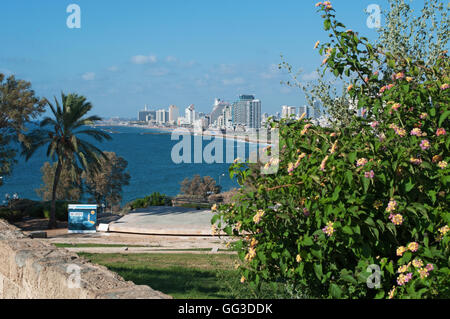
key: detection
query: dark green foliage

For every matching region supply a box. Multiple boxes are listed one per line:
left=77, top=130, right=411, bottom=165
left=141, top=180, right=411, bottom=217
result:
left=130, top=192, right=172, bottom=209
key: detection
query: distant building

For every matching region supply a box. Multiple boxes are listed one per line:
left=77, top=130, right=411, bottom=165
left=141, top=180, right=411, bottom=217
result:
left=210, top=98, right=230, bottom=125
left=310, top=100, right=321, bottom=119
left=281, top=105, right=297, bottom=119
left=168, top=105, right=179, bottom=124
left=138, top=105, right=155, bottom=122
left=232, top=95, right=261, bottom=129
left=185, top=104, right=196, bottom=125
left=298, top=105, right=309, bottom=118
left=156, top=109, right=169, bottom=124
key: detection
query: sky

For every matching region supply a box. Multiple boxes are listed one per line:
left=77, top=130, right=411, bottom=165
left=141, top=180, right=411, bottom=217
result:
left=0, top=0, right=404, bottom=118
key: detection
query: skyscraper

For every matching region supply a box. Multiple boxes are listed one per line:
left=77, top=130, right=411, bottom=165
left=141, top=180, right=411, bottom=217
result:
left=138, top=105, right=155, bottom=122
left=210, top=98, right=230, bottom=125
left=281, top=105, right=297, bottom=119
left=185, top=104, right=195, bottom=125
left=168, top=105, right=179, bottom=123
left=156, top=109, right=168, bottom=124
left=298, top=105, right=309, bottom=118
left=232, top=95, right=261, bottom=129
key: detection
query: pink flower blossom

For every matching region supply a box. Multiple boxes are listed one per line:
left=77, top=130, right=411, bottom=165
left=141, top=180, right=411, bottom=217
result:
left=410, top=128, right=423, bottom=136
left=364, top=170, right=375, bottom=179
left=356, top=158, right=368, bottom=167
left=420, top=139, right=431, bottom=150
left=436, top=128, right=446, bottom=136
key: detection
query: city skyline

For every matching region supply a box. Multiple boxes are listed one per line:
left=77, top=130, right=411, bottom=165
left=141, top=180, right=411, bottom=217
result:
left=0, top=0, right=397, bottom=118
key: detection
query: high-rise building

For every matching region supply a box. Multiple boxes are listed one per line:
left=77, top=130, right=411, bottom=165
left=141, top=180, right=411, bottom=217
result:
left=138, top=105, right=155, bottom=122
left=210, top=98, right=230, bottom=125
left=282, top=105, right=297, bottom=119
left=310, top=100, right=322, bottom=119
left=298, top=105, right=309, bottom=118
left=232, top=95, right=261, bottom=129
left=168, top=105, right=179, bottom=123
left=156, top=109, right=169, bottom=124
left=185, top=104, right=196, bottom=125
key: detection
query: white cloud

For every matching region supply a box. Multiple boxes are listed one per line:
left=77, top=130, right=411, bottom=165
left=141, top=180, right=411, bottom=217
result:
left=260, top=64, right=281, bottom=79
left=222, top=77, right=245, bottom=86
left=166, top=56, right=177, bottom=63
left=216, top=64, right=236, bottom=75
left=82, top=72, right=96, bottom=81
left=107, top=66, right=119, bottom=72
left=131, top=55, right=157, bottom=64
left=148, top=67, right=169, bottom=77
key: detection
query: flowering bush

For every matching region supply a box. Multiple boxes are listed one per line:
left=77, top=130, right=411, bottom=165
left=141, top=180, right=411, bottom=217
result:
left=213, top=2, right=449, bottom=299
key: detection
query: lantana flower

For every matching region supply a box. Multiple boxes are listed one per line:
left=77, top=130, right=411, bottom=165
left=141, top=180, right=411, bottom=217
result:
left=410, top=157, right=423, bottom=165
left=386, top=199, right=398, bottom=212
left=253, top=210, right=265, bottom=224
left=418, top=268, right=429, bottom=279
left=390, top=214, right=404, bottom=225
left=410, top=128, right=423, bottom=136
left=397, top=246, right=407, bottom=256
left=395, top=72, right=405, bottom=80
left=436, top=128, right=446, bottom=136
left=322, top=221, right=335, bottom=237
left=420, top=139, right=430, bottom=150
left=440, top=83, right=449, bottom=90
left=412, top=259, right=424, bottom=268
left=438, top=161, right=447, bottom=169
left=397, top=273, right=413, bottom=286
left=364, top=170, right=375, bottom=179
left=439, top=225, right=449, bottom=236
left=407, top=242, right=419, bottom=252
left=356, top=158, right=368, bottom=167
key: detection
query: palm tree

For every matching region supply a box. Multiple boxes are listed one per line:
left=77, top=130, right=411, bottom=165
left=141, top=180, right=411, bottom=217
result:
left=22, top=93, right=111, bottom=229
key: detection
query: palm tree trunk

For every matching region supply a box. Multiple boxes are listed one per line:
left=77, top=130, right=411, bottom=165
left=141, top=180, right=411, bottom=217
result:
left=49, top=159, right=62, bottom=229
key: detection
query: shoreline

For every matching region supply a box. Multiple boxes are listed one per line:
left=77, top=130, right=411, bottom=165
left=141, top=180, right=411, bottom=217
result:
left=95, top=123, right=272, bottom=145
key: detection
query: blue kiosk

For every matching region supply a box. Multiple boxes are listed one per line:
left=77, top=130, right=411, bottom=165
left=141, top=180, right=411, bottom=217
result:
left=68, top=204, right=97, bottom=233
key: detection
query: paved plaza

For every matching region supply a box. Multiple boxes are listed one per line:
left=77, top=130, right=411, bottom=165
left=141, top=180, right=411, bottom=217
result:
left=108, top=206, right=215, bottom=236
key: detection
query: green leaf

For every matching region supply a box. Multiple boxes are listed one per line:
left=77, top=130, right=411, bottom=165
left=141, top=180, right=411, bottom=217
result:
left=375, top=291, right=385, bottom=299
left=324, top=19, right=331, bottom=31
left=330, top=283, right=343, bottom=299
left=302, top=236, right=314, bottom=246
left=314, top=263, right=323, bottom=280
left=342, top=226, right=353, bottom=235
left=439, top=110, right=450, bottom=127
left=223, top=226, right=232, bottom=236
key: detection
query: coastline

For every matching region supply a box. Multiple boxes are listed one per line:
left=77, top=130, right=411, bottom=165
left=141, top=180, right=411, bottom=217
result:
left=95, top=123, right=272, bottom=145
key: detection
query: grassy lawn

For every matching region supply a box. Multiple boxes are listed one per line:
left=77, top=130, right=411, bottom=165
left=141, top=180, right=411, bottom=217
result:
left=78, top=253, right=285, bottom=299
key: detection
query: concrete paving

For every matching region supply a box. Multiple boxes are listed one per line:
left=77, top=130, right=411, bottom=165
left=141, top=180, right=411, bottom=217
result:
left=108, top=206, right=217, bottom=236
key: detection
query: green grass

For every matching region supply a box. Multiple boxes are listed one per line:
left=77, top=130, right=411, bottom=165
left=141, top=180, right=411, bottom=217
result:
left=78, top=253, right=287, bottom=299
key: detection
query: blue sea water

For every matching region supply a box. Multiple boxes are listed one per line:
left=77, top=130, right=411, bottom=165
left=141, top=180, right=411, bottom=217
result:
left=0, top=126, right=258, bottom=205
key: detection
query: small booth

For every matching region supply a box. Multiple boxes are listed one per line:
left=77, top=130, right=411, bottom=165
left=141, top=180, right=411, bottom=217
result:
left=68, top=204, right=97, bottom=233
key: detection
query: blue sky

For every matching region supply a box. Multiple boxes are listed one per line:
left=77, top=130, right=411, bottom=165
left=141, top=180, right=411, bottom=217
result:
left=1, top=0, right=395, bottom=117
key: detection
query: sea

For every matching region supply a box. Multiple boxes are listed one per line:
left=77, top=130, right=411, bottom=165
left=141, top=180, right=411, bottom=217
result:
left=0, top=125, right=259, bottom=205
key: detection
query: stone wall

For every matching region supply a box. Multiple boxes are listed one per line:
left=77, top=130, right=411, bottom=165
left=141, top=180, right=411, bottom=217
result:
left=0, top=219, right=171, bottom=299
